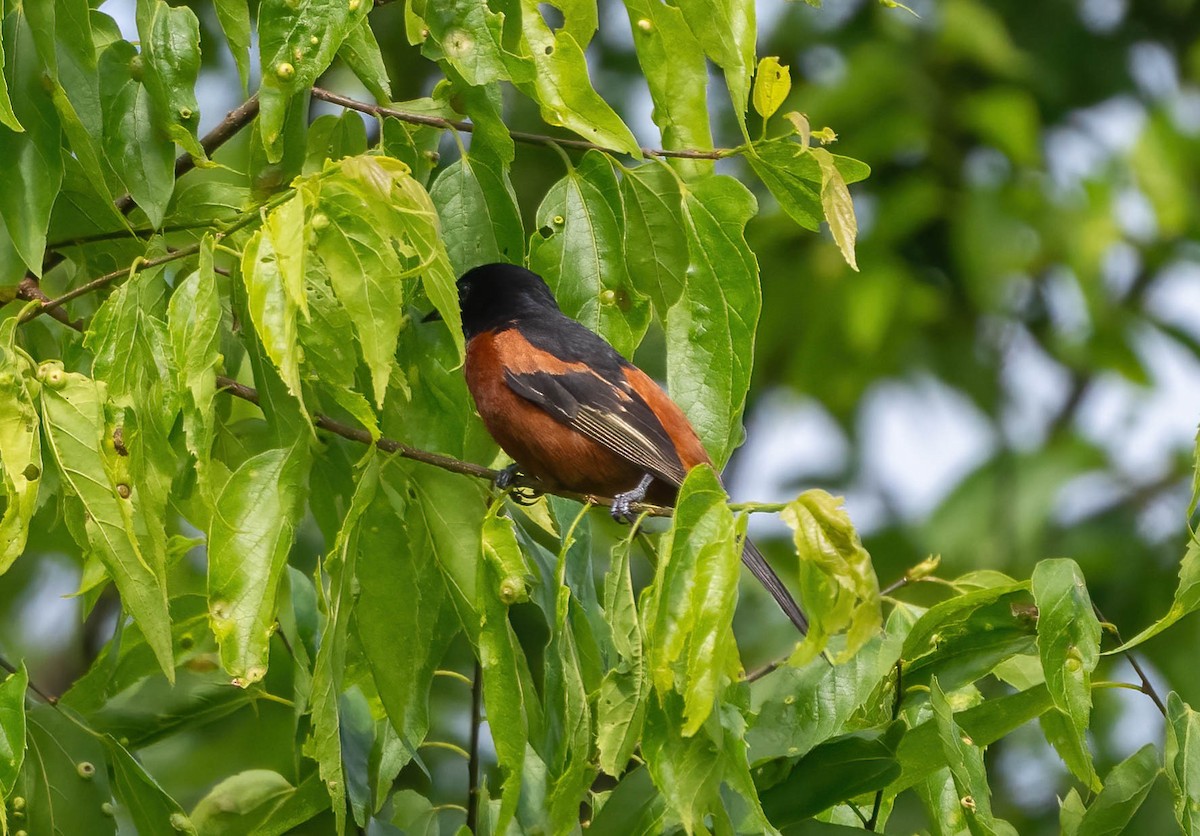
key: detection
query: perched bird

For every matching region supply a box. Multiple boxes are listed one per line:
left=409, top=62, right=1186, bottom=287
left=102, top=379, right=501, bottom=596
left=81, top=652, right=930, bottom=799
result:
left=446, top=262, right=808, bottom=635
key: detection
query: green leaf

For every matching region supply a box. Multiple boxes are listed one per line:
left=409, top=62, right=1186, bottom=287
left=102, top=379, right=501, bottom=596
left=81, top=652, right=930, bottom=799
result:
left=0, top=10, right=64, bottom=275
left=85, top=255, right=177, bottom=418
left=0, top=18, right=21, bottom=132
left=1032, top=558, right=1101, bottom=788
left=106, top=737, right=197, bottom=835
left=39, top=365, right=174, bottom=681
left=241, top=198, right=308, bottom=419
left=1166, top=692, right=1200, bottom=835
left=619, top=162, right=688, bottom=315
left=357, top=466, right=460, bottom=761
left=667, top=175, right=759, bottom=468
left=430, top=151, right=525, bottom=275
left=478, top=508, right=534, bottom=832
left=413, top=0, right=519, bottom=87
left=307, top=155, right=463, bottom=407
left=98, top=40, right=174, bottom=227
left=207, top=442, right=309, bottom=685
left=759, top=723, right=903, bottom=824
left=189, top=770, right=329, bottom=836
left=136, top=0, right=203, bottom=158
left=642, top=692, right=773, bottom=833
left=168, top=236, right=222, bottom=486
left=901, top=581, right=1037, bottom=695
left=256, top=0, right=367, bottom=161
left=747, top=140, right=870, bottom=233
left=930, top=677, right=1013, bottom=836
left=0, top=319, right=40, bottom=574
left=308, top=458, right=379, bottom=836
left=304, top=113, right=368, bottom=174
left=642, top=465, right=740, bottom=735
left=814, top=147, right=859, bottom=270
left=781, top=489, right=882, bottom=665
left=1105, top=538, right=1200, bottom=655
left=673, top=0, right=755, bottom=123
left=1076, top=744, right=1160, bottom=836
left=0, top=663, right=27, bottom=796
left=514, top=1, right=639, bottom=155
left=752, top=57, right=791, bottom=121
left=214, top=0, right=252, bottom=91
left=893, top=684, right=1052, bottom=793
left=748, top=610, right=907, bottom=762
left=337, top=18, right=392, bottom=103
left=529, top=150, right=651, bottom=359
left=597, top=538, right=648, bottom=776
left=622, top=0, right=713, bottom=177
left=589, top=766, right=667, bottom=835
left=15, top=707, right=117, bottom=836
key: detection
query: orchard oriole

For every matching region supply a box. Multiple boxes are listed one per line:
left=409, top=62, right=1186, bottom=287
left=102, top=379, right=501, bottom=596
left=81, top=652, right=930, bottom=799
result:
left=447, top=262, right=808, bottom=635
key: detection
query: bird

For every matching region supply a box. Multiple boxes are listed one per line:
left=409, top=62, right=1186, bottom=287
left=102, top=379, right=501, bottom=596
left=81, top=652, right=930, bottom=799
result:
left=443, top=262, right=808, bottom=635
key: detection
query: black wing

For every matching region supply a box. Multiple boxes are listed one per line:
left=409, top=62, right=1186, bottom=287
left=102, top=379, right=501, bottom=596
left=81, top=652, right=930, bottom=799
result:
left=504, top=368, right=688, bottom=485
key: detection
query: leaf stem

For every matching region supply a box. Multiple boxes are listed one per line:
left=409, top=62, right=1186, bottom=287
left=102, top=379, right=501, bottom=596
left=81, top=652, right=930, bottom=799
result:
left=419, top=740, right=472, bottom=760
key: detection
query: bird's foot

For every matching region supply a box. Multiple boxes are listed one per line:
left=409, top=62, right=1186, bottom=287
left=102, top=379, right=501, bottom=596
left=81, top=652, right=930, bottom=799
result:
left=496, top=464, right=542, bottom=505
left=611, top=473, right=655, bottom=524
left=495, top=463, right=522, bottom=490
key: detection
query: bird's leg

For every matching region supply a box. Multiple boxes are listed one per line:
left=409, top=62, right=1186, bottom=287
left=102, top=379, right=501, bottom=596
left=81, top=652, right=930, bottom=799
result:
left=611, top=473, right=655, bottom=523
left=495, top=464, right=543, bottom=505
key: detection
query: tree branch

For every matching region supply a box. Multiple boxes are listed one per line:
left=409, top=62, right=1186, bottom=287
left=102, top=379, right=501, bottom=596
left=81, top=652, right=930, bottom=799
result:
left=310, top=87, right=733, bottom=161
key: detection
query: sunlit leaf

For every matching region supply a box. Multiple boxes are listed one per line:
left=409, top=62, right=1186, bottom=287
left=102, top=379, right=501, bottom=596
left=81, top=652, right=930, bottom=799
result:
left=0, top=319, right=40, bottom=574
left=782, top=489, right=882, bottom=665
left=207, top=442, right=309, bottom=685
left=39, top=365, right=174, bottom=680
left=257, top=0, right=367, bottom=161
left=514, top=1, right=640, bottom=155
left=752, top=57, right=791, bottom=121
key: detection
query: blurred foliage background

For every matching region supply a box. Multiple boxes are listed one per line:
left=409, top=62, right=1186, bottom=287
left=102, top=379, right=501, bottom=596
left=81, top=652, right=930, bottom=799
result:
left=3, top=0, right=1199, bottom=832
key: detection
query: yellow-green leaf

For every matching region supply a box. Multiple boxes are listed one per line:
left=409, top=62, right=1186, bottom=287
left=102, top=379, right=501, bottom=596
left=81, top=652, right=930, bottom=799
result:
left=752, top=57, right=791, bottom=120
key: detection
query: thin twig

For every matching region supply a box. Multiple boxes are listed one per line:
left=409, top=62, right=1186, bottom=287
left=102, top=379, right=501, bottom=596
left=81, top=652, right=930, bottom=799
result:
left=20, top=245, right=201, bottom=323
left=466, top=659, right=483, bottom=833
left=1094, top=603, right=1167, bottom=717
left=311, top=87, right=733, bottom=160
left=0, top=652, right=59, bottom=705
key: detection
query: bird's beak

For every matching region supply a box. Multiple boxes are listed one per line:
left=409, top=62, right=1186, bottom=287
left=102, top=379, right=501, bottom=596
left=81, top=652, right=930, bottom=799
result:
left=421, top=309, right=443, bottom=323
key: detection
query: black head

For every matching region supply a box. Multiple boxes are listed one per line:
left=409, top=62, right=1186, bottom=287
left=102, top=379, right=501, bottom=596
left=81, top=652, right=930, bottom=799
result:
left=456, top=263, right=561, bottom=339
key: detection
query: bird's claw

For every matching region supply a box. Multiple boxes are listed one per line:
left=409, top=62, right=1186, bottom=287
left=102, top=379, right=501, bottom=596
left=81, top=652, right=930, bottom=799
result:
left=494, top=464, right=522, bottom=490
left=610, top=473, right=655, bottom=525
left=495, top=464, right=543, bottom=505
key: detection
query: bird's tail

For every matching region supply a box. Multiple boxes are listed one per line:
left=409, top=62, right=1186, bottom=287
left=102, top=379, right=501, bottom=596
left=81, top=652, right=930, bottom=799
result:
left=741, top=538, right=809, bottom=635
